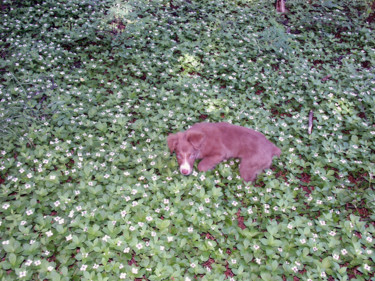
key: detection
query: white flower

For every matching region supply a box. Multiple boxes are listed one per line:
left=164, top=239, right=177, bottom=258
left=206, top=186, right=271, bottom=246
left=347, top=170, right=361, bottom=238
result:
left=80, top=264, right=87, bottom=271
left=46, top=230, right=53, bottom=237
left=341, top=249, right=348, bottom=255
left=364, top=264, right=371, bottom=271
left=132, top=267, right=138, bottom=274
left=18, top=270, right=27, bottom=278
left=66, top=234, right=72, bottom=241
left=190, top=263, right=196, bottom=268
left=333, top=254, right=339, bottom=260
left=2, top=203, right=10, bottom=210
left=120, top=273, right=127, bottom=279
left=136, top=243, right=143, bottom=250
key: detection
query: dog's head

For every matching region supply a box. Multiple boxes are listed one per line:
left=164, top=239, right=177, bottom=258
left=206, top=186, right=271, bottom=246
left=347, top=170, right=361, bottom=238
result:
left=167, top=130, right=205, bottom=175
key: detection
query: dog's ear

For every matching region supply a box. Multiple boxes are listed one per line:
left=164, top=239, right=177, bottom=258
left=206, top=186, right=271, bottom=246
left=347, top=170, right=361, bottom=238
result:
left=187, top=131, right=205, bottom=149
left=167, top=134, right=178, bottom=154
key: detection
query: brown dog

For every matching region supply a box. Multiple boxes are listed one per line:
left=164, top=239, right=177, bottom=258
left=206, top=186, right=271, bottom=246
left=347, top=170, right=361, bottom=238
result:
left=167, top=122, right=281, bottom=182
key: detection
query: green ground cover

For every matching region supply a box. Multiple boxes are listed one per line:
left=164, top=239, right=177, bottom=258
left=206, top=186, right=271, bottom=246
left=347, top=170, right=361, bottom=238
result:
left=0, top=0, right=374, bottom=280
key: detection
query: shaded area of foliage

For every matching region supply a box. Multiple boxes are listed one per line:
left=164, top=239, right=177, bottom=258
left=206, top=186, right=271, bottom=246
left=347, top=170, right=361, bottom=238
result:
left=0, top=0, right=374, bottom=280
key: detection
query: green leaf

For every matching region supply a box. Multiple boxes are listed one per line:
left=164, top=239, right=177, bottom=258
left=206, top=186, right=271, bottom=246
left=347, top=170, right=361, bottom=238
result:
left=156, top=219, right=170, bottom=230
left=8, top=253, right=17, bottom=266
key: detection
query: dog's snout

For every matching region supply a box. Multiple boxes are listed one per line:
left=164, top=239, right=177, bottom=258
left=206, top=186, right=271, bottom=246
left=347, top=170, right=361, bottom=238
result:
left=180, top=168, right=190, bottom=175
left=180, top=161, right=192, bottom=175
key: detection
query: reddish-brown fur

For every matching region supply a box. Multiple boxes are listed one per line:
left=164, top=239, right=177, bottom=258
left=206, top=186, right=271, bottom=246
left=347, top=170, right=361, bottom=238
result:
left=167, top=122, right=281, bottom=182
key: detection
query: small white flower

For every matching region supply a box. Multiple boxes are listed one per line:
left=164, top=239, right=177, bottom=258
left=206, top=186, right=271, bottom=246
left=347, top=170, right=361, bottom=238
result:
left=3, top=203, right=10, bottom=210
left=46, top=230, right=53, bottom=237
left=18, top=270, right=27, bottom=278
left=120, top=273, right=127, bottom=279
left=80, top=264, right=87, bottom=271
left=190, top=263, right=196, bottom=268
left=132, top=267, right=138, bottom=274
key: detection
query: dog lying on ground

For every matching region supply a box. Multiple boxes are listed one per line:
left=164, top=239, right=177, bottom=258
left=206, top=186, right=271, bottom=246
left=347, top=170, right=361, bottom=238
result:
left=167, top=122, right=281, bottom=182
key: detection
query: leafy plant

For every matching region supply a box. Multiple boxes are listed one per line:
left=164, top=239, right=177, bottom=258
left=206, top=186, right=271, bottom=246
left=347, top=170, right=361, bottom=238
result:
left=0, top=0, right=374, bottom=280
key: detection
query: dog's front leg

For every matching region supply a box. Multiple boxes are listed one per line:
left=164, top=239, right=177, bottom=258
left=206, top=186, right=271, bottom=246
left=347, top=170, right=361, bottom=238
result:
left=198, top=155, right=224, bottom=172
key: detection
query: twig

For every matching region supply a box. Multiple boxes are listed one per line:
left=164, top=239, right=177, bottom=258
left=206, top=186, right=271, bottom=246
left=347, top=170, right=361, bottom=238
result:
left=308, top=110, right=313, bottom=135
left=276, top=0, right=286, bottom=13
